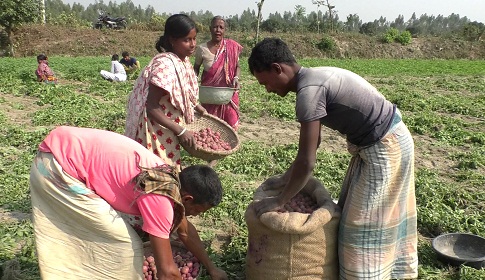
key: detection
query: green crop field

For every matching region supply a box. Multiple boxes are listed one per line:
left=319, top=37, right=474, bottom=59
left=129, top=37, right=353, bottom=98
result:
left=1, top=57, right=484, bottom=279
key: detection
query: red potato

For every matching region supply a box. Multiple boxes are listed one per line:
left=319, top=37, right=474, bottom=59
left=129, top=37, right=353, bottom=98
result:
left=193, top=128, right=232, bottom=151
left=276, top=192, right=319, bottom=214
left=143, top=247, right=202, bottom=280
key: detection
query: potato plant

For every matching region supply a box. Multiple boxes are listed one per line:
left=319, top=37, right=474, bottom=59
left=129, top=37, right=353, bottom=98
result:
left=0, top=57, right=484, bottom=280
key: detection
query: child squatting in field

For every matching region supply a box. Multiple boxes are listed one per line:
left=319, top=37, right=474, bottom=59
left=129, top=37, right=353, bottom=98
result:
left=35, top=54, right=57, bottom=84
left=248, top=38, right=418, bottom=279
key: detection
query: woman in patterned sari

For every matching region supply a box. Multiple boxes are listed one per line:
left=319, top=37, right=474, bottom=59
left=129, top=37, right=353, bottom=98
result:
left=125, top=14, right=206, bottom=171
left=194, top=16, right=243, bottom=130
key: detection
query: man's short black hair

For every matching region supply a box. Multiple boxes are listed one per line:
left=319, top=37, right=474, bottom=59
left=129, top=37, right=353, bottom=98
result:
left=179, top=165, right=222, bottom=206
left=248, top=38, right=296, bottom=74
left=121, top=51, right=129, bottom=57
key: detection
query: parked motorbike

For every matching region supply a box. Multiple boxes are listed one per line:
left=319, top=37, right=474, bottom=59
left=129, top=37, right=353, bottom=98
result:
left=94, top=11, right=127, bottom=30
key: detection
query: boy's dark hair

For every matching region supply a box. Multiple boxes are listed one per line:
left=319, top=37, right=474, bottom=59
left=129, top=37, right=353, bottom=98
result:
left=111, top=54, right=119, bottom=61
left=37, top=54, right=47, bottom=61
left=155, top=14, right=197, bottom=53
left=121, top=51, right=129, bottom=57
left=248, top=38, right=296, bottom=74
left=179, top=165, right=222, bottom=206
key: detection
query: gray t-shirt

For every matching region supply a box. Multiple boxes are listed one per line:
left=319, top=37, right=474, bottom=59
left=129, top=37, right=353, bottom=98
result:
left=295, top=67, right=395, bottom=146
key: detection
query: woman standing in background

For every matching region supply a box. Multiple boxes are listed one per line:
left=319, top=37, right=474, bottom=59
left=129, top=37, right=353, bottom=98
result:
left=194, top=16, right=243, bottom=130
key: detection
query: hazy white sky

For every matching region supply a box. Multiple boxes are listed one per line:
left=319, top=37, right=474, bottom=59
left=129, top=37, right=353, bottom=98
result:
left=64, top=0, right=485, bottom=23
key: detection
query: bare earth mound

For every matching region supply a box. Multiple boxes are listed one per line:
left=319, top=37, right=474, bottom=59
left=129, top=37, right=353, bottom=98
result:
left=10, top=25, right=485, bottom=59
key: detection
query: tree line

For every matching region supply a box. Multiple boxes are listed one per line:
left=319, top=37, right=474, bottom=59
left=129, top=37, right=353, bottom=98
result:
left=1, top=0, right=484, bottom=55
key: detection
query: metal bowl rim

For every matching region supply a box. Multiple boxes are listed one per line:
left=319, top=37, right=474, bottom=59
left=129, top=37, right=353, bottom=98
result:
left=432, top=233, right=485, bottom=262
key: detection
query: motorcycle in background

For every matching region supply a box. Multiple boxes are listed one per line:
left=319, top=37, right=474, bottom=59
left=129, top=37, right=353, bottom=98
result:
left=94, top=11, right=127, bottom=30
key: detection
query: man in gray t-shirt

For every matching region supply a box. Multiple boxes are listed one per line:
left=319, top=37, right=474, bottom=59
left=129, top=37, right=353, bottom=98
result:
left=296, top=66, right=394, bottom=146
left=248, top=38, right=418, bottom=280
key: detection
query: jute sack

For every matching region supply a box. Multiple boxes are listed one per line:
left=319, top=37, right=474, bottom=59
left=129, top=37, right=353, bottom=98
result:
left=245, top=176, right=340, bottom=280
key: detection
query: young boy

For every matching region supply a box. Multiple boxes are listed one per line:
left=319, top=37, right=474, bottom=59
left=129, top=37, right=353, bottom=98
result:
left=35, top=54, right=57, bottom=83
left=120, top=51, right=141, bottom=73
left=248, top=38, right=418, bottom=280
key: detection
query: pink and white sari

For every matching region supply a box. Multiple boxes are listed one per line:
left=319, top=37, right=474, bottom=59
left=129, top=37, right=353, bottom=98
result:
left=124, top=52, right=199, bottom=171
left=200, top=39, right=243, bottom=129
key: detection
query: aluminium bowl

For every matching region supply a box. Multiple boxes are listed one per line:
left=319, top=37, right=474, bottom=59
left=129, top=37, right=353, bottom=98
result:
left=432, top=233, right=485, bottom=269
left=198, top=85, right=235, bottom=105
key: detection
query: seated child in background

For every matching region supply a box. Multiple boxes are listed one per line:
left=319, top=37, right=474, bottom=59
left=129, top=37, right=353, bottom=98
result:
left=100, top=54, right=127, bottom=82
left=35, top=54, right=57, bottom=83
left=119, top=51, right=140, bottom=73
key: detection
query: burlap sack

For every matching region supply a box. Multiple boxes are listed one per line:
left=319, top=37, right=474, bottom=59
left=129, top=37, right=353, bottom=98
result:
left=245, top=176, right=341, bottom=280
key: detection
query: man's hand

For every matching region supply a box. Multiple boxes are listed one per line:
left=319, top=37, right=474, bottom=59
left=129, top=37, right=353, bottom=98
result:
left=252, top=196, right=284, bottom=217
left=261, top=176, right=286, bottom=191
left=208, top=267, right=228, bottom=280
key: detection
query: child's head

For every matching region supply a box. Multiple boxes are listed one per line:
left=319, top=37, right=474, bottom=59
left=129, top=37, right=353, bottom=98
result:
left=37, top=54, right=47, bottom=63
left=121, top=51, right=129, bottom=60
left=248, top=38, right=296, bottom=74
left=112, top=54, right=119, bottom=61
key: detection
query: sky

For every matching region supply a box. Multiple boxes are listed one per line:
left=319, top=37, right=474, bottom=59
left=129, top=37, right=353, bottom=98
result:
left=63, top=0, right=485, bottom=24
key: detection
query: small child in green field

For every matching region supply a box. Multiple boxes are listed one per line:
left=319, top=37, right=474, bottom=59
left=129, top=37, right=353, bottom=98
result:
left=35, top=54, right=57, bottom=84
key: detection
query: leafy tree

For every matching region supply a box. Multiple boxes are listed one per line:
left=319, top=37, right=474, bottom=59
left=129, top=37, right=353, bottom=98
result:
left=239, top=8, right=256, bottom=32
left=0, top=0, right=39, bottom=56
left=261, top=18, right=283, bottom=33
left=359, top=21, right=378, bottom=36
left=390, top=14, right=406, bottom=30
left=345, top=14, right=361, bottom=32
left=463, top=21, right=485, bottom=41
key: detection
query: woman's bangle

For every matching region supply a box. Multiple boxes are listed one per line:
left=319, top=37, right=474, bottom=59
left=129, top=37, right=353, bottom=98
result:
left=176, top=128, right=187, bottom=137
left=233, top=76, right=239, bottom=80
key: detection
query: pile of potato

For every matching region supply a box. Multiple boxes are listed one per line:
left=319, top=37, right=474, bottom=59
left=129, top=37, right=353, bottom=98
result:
left=143, top=246, right=201, bottom=280
left=143, top=255, right=157, bottom=280
left=173, top=248, right=201, bottom=280
left=276, top=192, right=319, bottom=214
left=193, top=127, right=232, bottom=151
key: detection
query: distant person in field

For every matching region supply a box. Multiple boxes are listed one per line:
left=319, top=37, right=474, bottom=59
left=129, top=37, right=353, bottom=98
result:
left=194, top=16, right=243, bottom=130
left=124, top=14, right=207, bottom=172
left=35, top=54, right=57, bottom=84
left=248, top=38, right=418, bottom=280
left=29, top=126, right=227, bottom=280
left=100, top=53, right=127, bottom=82
left=120, top=51, right=141, bottom=73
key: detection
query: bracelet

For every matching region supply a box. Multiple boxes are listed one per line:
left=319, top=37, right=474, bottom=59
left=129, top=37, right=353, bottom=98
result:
left=176, top=128, right=187, bottom=137
left=233, top=76, right=239, bottom=80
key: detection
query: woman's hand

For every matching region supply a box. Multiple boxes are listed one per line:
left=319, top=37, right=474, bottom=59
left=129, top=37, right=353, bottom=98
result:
left=252, top=196, right=284, bottom=217
left=232, top=77, right=240, bottom=90
left=177, top=129, right=195, bottom=148
left=195, top=104, right=208, bottom=116
left=208, top=267, right=228, bottom=280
